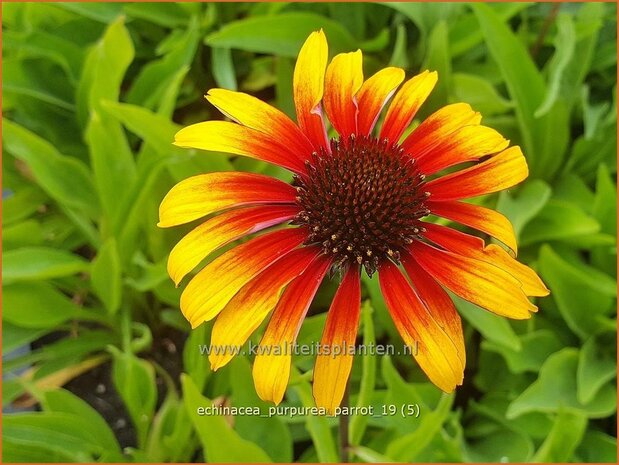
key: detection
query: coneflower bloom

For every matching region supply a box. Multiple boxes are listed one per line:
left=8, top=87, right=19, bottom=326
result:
left=159, top=30, right=549, bottom=412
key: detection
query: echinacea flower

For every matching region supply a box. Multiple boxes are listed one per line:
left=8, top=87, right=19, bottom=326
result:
left=159, top=30, right=549, bottom=412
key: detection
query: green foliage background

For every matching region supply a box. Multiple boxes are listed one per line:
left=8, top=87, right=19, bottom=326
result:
left=2, top=2, right=617, bottom=463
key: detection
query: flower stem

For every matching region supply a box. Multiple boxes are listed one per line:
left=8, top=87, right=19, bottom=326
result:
left=339, top=381, right=350, bottom=463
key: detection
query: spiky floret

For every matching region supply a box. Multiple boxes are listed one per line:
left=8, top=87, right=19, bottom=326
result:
left=293, top=134, right=430, bottom=276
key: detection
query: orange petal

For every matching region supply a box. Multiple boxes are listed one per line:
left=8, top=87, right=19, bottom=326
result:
left=379, top=70, right=437, bottom=144
left=180, top=228, right=306, bottom=328
left=402, top=255, right=466, bottom=368
left=209, top=246, right=321, bottom=371
left=401, top=103, right=481, bottom=157
left=206, top=88, right=315, bottom=160
left=422, top=220, right=485, bottom=251
left=174, top=120, right=307, bottom=173
left=293, top=30, right=329, bottom=151
left=428, top=200, right=518, bottom=254
left=168, top=205, right=299, bottom=286
left=416, top=125, right=509, bottom=175
left=313, top=266, right=361, bottom=413
left=158, top=172, right=297, bottom=228
left=356, top=67, right=405, bottom=136
left=426, top=146, right=529, bottom=201
left=253, top=255, right=331, bottom=405
left=422, top=223, right=548, bottom=297
left=483, top=244, right=549, bottom=297
left=324, top=50, right=364, bottom=137
left=410, top=240, right=537, bottom=319
left=379, top=260, right=464, bottom=392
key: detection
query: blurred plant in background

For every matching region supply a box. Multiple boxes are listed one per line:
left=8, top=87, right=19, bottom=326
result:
left=2, top=2, right=617, bottom=463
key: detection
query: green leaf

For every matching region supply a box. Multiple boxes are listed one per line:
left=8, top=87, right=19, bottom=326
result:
left=382, top=356, right=426, bottom=432
left=110, top=349, right=157, bottom=448
left=386, top=393, right=454, bottom=461
left=465, top=398, right=535, bottom=462
left=507, top=348, right=616, bottom=419
left=5, top=330, right=115, bottom=373
left=182, top=320, right=210, bottom=391
left=3, top=322, right=48, bottom=353
left=592, top=164, right=617, bottom=236
left=384, top=2, right=461, bottom=40
left=3, top=119, right=99, bottom=215
left=181, top=374, right=273, bottom=462
left=350, top=301, right=376, bottom=446
left=101, top=100, right=181, bottom=157
left=211, top=47, right=238, bottom=91
left=2, top=186, right=46, bottom=225
left=123, top=2, right=190, bottom=28
left=473, top=3, right=569, bottom=179
left=535, top=14, right=576, bottom=117
left=81, top=18, right=136, bottom=224
left=3, top=412, right=112, bottom=462
left=577, top=431, right=617, bottom=463
left=532, top=409, right=588, bottom=462
left=3, top=281, right=83, bottom=329
left=553, top=173, right=596, bottom=213
left=230, top=357, right=293, bottom=462
left=388, top=23, right=408, bottom=68
left=520, top=199, right=600, bottom=246
left=3, top=247, right=88, bottom=283
left=3, top=29, right=84, bottom=83
left=577, top=334, right=617, bottom=404
left=496, top=180, right=551, bottom=237
left=420, top=21, right=451, bottom=113
left=91, top=238, right=122, bottom=314
left=206, top=13, right=357, bottom=57
left=483, top=330, right=563, bottom=374
left=453, top=294, right=521, bottom=351
left=352, top=445, right=393, bottom=463
left=86, top=110, right=136, bottom=226
left=2, top=220, right=44, bottom=250
left=538, top=245, right=615, bottom=338
left=127, top=18, right=199, bottom=109
left=449, top=3, right=528, bottom=57
left=451, top=73, right=513, bottom=116
left=42, top=389, right=121, bottom=457
left=77, top=16, right=135, bottom=126
left=56, top=2, right=124, bottom=23
left=292, top=375, right=339, bottom=463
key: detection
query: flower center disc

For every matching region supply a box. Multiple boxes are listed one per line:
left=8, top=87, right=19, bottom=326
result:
left=294, top=135, right=429, bottom=276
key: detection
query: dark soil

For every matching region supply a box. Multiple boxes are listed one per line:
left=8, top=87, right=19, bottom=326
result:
left=64, top=361, right=137, bottom=449
left=62, top=326, right=187, bottom=450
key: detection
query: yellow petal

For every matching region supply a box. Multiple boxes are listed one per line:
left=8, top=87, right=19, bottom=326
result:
left=253, top=256, right=331, bottom=404
left=313, top=267, right=361, bottom=413
left=410, top=240, right=537, bottom=319
left=209, top=246, right=320, bottom=371
left=206, top=88, right=314, bottom=159
left=483, top=244, right=550, bottom=297
left=422, top=222, right=548, bottom=298
left=429, top=200, right=518, bottom=254
left=379, top=261, right=464, bottom=392
left=180, top=228, right=306, bottom=328
left=174, top=120, right=307, bottom=173
left=426, top=146, right=529, bottom=201
left=356, top=67, right=405, bottom=135
left=168, top=205, right=298, bottom=286
left=158, top=172, right=297, bottom=228
left=403, top=255, right=466, bottom=368
left=293, top=30, right=329, bottom=150
left=402, top=102, right=481, bottom=156
left=323, top=50, right=363, bottom=136
left=416, top=125, right=509, bottom=175
left=379, top=70, right=437, bottom=143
